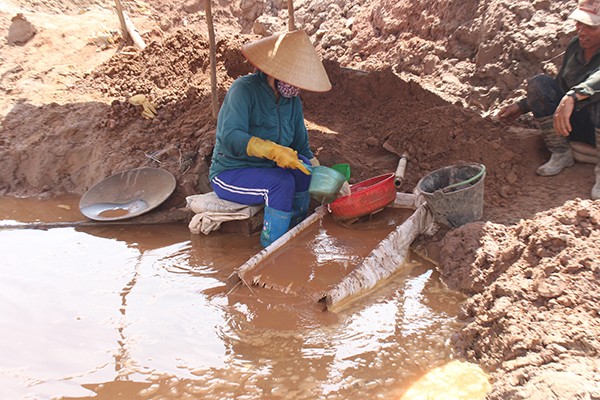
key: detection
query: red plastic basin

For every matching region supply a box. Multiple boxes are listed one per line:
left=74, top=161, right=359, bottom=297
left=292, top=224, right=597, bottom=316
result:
left=329, top=173, right=396, bottom=220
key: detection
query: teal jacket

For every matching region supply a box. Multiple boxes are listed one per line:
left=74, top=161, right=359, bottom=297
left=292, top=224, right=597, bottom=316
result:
left=209, top=71, right=314, bottom=181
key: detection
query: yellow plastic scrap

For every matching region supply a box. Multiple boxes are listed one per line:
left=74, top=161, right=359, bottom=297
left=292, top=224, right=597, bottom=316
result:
left=399, top=360, right=491, bottom=400
left=129, top=94, right=157, bottom=119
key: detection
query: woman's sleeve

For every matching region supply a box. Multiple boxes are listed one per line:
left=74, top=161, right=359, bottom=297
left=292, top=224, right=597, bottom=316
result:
left=217, top=81, right=254, bottom=156
left=290, top=98, right=314, bottom=159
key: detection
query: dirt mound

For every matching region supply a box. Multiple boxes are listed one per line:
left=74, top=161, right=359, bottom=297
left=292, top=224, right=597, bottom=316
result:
left=8, top=0, right=578, bottom=116
left=441, top=199, right=600, bottom=399
left=0, top=26, right=533, bottom=217
left=336, top=0, right=578, bottom=114
left=86, top=29, right=250, bottom=101
left=144, top=0, right=578, bottom=116
left=0, top=28, right=254, bottom=205
left=0, top=26, right=520, bottom=201
left=303, top=63, right=525, bottom=211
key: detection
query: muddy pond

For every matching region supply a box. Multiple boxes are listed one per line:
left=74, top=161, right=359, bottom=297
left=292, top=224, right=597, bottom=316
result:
left=0, top=196, right=466, bottom=399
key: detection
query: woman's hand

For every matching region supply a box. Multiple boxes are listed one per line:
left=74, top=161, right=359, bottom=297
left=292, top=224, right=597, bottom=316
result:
left=246, top=137, right=311, bottom=174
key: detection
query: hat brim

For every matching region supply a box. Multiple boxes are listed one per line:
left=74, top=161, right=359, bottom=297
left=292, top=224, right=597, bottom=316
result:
left=242, top=30, right=332, bottom=93
left=569, top=8, right=600, bottom=26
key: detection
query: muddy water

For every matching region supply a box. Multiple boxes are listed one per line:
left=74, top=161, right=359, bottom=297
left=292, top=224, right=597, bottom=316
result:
left=0, top=196, right=466, bottom=399
left=244, top=208, right=414, bottom=300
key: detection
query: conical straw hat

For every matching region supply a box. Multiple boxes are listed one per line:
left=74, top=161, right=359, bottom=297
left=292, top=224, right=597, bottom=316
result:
left=242, top=30, right=332, bottom=92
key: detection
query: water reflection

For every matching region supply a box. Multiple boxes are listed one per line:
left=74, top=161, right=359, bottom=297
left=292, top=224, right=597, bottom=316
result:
left=0, top=228, right=136, bottom=398
left=0, top=197, right=465, bottom=399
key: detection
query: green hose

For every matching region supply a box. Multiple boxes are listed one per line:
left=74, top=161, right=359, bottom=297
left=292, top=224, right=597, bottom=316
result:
left=442, top=165, right=486, bottom=192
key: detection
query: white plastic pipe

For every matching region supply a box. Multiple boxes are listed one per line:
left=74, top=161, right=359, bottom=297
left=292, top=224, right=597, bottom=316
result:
left=394, top=154, right=408, bottom=189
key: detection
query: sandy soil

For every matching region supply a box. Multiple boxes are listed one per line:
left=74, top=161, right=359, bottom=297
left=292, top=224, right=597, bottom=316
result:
left=1, top=0, right=599, bottom=398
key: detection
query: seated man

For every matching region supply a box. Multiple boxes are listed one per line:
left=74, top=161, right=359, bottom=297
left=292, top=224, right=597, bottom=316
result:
left=498, top=0, right=600, bottom=200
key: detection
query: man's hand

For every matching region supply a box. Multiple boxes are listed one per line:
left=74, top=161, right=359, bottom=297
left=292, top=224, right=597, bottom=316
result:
left=497, top=103, right=522, bottom=121
left=553, top=95, right=575, bottom=136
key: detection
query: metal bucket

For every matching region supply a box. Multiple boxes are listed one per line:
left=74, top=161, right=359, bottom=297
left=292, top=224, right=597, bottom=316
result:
left=417, top=163, right=485, bottom=228
left=79, top=167, right=176, bottom=221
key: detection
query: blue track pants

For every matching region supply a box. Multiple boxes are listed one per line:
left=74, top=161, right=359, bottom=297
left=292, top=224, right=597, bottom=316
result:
left=211, top=156, right=311, bottom=212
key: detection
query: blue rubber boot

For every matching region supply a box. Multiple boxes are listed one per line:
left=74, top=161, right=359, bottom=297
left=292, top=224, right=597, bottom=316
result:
left=289, top=191, right=310, bottom=228
left=260, top=206, right=292, bottom=248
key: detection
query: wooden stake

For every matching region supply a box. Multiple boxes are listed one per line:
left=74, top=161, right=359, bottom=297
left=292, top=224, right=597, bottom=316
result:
left=123, top=11, right=146, bottom=50
left=114, top=0, right=129, bottom=41
left=114, top=0, right=146, bottom=50
left=287, top=0, right=295, bottom=31
left=205, top=0, right=219, bottom=118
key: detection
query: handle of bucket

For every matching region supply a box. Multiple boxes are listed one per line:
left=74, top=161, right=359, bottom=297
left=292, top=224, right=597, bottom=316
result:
left=442, top=165, right=486, bottom=192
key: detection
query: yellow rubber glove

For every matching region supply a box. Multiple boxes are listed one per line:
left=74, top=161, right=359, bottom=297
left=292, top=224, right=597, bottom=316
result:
left=247, top=137, right=311, bottom=175
left=129, top=94, right=157, bottom=119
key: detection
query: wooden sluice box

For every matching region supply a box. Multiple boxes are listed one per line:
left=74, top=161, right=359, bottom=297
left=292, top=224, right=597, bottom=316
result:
left=226, top=194, right=435, bottom=311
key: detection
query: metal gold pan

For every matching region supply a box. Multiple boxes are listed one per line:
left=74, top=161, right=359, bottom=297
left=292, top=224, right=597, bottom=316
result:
left=79, top=167, right=176, bottom=221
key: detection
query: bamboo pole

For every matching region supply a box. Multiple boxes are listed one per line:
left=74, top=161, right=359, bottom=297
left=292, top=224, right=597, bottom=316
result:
left=205, top=0, right=219, bottom=118
left=0, top=208, right=193, bottom=230
left=114, top=0, right=129, bottom=41
left=324, top=204, right=435, bottom=311
left=114, top=0, right=146, bottom=50
left=123, top=11, right=146, bottom=50
left=226, top=206, right=327, bottom=291
left=287, top=0, right=295, bottom=31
